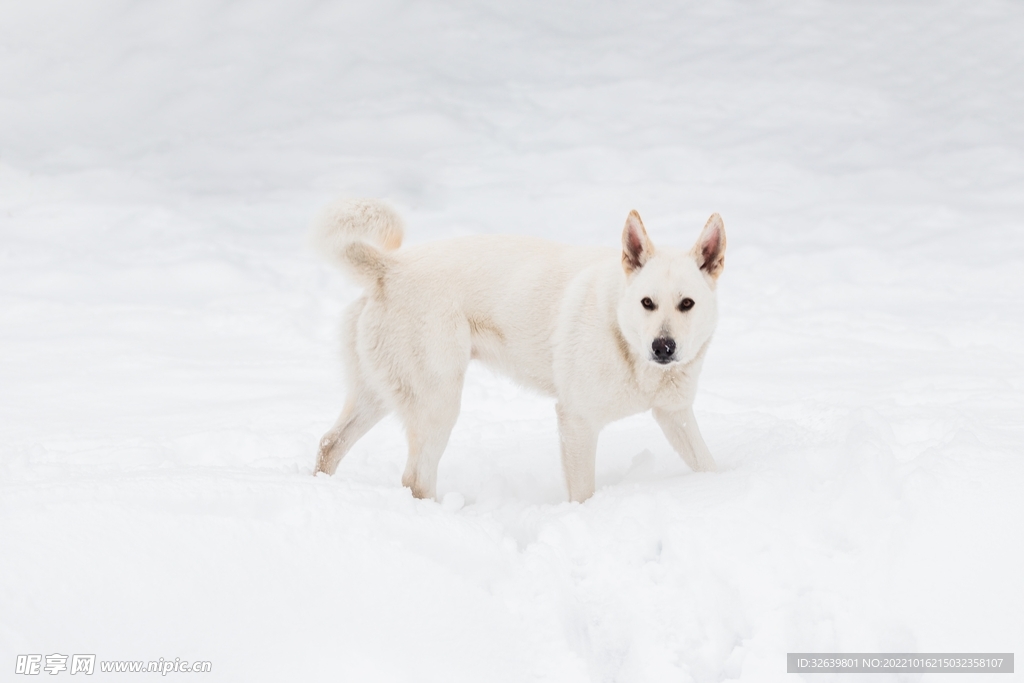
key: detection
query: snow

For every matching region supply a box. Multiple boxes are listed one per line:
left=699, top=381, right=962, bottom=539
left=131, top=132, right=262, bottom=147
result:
left=1, top=1, right=1022, bottom=681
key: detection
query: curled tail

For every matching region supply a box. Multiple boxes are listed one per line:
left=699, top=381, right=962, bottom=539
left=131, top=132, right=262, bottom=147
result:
left=312, top=198, right=404, bottom=288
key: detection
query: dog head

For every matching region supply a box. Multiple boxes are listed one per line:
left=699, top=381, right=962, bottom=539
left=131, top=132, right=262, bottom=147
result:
left=616, top=210, right=726, bottom=367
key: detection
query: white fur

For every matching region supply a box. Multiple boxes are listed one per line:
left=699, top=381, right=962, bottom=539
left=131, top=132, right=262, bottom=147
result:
left=314, top=199, right=726, bottom=502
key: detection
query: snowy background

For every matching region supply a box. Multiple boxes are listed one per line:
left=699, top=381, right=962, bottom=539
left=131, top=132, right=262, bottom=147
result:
left=1, top=1, right=1022, bottom=681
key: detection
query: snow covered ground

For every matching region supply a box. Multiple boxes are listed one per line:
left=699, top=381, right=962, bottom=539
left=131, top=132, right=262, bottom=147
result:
left=2, top=1, right=1023, bottom=681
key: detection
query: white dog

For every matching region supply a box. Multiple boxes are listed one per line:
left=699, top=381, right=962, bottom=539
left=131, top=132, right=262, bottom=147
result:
left=313, top=200, right=726, bottom=502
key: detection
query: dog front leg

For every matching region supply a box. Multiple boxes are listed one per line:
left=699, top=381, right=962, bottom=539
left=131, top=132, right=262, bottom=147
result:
left=556, top=406, right=600, bottom=502
left=652, top=406, right=717, bottom=473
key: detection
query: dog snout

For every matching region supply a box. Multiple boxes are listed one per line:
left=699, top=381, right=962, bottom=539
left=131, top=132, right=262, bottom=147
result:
left=651, top=337, right=676, bottom=363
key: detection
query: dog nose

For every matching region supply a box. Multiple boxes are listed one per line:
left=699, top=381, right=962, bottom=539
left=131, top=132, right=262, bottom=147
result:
left=652, top=337, right=676, bottom=362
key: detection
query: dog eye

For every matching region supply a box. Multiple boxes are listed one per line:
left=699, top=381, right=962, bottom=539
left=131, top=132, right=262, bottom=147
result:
left=678, top=298, right=694, bottom=311
left=641, top=297, right=656, bottom=311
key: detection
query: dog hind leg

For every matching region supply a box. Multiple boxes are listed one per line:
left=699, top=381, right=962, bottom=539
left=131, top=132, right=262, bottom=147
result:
left=400, top=388, right=462, bottom=500
left=315, top=387, right=388, bottom=475
left=358, top=306, right=471, bottom=499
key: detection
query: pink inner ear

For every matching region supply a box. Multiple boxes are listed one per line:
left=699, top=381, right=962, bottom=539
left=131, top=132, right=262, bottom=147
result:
left=701, top=228, right=721, bottom=266
left=624, top=217, right=648, bottom=270
left=627, top=229, right=645, bottom=259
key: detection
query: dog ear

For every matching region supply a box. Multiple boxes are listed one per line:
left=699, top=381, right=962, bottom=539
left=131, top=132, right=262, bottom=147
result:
left=692, top=213, right=726, bottom=280
left=622, top=210, right=655, bottom=274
